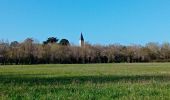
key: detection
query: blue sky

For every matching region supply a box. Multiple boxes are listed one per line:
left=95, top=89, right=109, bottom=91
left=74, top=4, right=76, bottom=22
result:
left=0, top=0, right=170, bottom=45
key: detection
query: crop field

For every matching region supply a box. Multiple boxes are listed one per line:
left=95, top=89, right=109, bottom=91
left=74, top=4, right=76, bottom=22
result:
left=1, top=63, right=170, bottom=99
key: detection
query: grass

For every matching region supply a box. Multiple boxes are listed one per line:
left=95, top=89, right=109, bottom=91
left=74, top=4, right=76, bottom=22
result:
left=1, top=63, right=170, bottom=99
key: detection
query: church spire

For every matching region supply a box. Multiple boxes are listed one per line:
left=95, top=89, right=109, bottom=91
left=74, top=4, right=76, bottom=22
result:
left=80, top=32, right=84, bottom=41
left=79, top=32, right=85, bottom=47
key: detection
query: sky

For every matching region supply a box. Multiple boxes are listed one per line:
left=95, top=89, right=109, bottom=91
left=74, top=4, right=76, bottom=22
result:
left=0, top=0, right=170, bottom=45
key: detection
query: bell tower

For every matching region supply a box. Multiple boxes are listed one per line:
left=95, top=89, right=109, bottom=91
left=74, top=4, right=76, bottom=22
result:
left=79, top=32, right=84, bottom=47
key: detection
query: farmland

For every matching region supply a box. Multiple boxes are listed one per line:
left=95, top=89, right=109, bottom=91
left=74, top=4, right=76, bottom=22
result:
left=1, top=63, right=170, bottom=99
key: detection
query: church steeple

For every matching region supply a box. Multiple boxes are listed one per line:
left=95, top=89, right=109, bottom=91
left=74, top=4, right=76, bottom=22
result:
left=80, top=33, right=84, bottom=41
left=79, top=32, right=84, bottom=47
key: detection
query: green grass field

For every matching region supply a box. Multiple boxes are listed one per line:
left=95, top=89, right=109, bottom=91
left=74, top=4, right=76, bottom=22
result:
left=1, top=63, right=170, bottom=100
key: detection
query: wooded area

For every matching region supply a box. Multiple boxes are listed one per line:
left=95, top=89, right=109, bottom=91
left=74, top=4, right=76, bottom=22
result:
left=1, top=38, right=170, bottom=64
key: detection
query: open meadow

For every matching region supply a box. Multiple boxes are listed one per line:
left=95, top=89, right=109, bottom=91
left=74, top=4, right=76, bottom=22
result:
left=1, top=63, right=170, bottom=99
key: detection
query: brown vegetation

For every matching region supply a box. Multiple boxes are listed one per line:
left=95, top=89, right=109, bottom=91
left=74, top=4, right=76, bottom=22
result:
left=0, top=38, right=170, bottom=64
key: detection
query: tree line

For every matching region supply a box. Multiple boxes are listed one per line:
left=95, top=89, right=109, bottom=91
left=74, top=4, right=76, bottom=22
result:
left=0, top=37, right=170, bottom=64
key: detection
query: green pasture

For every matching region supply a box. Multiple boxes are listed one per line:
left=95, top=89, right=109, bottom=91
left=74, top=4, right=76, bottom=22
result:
left=1, top=63, right=170, bottom=99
